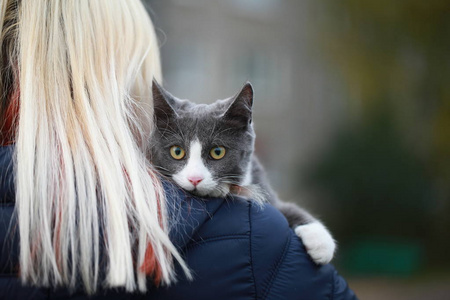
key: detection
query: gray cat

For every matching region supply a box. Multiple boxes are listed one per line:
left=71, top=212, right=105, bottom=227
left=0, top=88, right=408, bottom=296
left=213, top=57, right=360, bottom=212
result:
left=150, top=80, right=335, bottom=264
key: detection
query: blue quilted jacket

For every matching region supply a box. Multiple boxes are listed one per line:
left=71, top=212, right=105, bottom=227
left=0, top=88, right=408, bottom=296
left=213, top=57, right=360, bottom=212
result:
left=0, top=145, right=357, bottom=299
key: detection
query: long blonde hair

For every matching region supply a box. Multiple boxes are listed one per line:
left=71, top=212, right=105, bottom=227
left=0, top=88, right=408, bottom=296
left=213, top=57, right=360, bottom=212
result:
left=1, top=0, right=190, bottom=293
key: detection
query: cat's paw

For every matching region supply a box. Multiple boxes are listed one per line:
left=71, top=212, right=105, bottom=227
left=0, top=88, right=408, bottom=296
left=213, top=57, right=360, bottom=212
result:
left=294, top=222, right=336, bottom=265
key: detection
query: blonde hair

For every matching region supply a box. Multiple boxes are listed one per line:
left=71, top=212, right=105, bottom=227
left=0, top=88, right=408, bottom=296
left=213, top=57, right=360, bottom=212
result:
left=1, top=0, right=190, bottom=293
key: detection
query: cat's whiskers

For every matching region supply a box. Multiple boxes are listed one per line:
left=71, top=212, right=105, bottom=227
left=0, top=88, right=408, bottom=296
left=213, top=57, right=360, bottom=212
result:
left=161, top=129, right=184, bottom=141
left=208, top=122, right=217, bottom=141
left=155, top=120, right=188, bottom=142
left=158, top=128, right=182, bottom=140
left=211, top=137, right=229, bottom=147
left=154, top=166, right=173, bottom=177
left=219, top=174, right=245, bottom=179
left=173, top=122, right=188, bottom=143
left=218, top=175, right=245, bottom=182
left=212, top=184, right=230, bottom=197
left=155, top=166, right=171, bottom=172
left=211, top=127, right=235, bottom=140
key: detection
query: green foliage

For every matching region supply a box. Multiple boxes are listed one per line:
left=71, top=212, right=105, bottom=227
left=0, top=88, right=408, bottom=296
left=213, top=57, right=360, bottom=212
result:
left=318, top=0, right=450, bottom=180
left=343, top=238, right=423, bottom=276
left=306, top=109, right=433, bottom=241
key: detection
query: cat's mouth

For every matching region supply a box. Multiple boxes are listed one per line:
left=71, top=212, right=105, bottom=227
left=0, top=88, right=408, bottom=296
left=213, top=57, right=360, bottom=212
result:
left=185, top=183, right=231, bottom=198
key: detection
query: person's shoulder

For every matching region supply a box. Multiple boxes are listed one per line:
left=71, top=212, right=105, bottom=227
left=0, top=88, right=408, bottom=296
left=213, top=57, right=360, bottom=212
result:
left=247, top=202, right=358, bottom=300
left=158, top=185, right=357, bottom=300
left=197, top=198, right=357, bottom=300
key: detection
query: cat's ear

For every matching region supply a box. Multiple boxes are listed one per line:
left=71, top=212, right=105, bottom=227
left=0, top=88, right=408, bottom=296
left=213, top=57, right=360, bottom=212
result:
left=152, top=79, right=178, bottom=126
left=223, top=82, right=253, bottom=127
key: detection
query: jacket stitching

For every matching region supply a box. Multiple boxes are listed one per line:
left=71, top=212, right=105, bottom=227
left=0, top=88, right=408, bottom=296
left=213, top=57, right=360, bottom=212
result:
left=186, top=234, right=247, bottom=248
left=248, top=202, right=258, bottom=300
left=261, top=232, right=292, bottom=300
left=175, top=198, right=227, bottom=250
left=331, top=269, right=336, bottom=300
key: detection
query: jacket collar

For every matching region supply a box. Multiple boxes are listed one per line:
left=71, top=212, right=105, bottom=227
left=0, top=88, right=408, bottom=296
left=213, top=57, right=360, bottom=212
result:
left=0, top=145, right=14, bottom=203
left=163, top=181, right=225, bottom=250
left=0, top=144, right=224, bottom=250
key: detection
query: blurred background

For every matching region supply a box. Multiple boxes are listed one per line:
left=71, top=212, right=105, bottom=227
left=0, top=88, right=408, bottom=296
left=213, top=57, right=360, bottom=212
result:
left=145, top=1, right=450, bottom=299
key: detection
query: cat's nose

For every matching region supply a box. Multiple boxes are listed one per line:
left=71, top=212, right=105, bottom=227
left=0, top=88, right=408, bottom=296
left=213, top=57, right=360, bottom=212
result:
left=188, top=176, right=203, bottom=187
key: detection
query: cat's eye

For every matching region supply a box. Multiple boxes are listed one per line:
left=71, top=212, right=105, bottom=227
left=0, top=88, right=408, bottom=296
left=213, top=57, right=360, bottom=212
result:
left=210, top=146, right=226, bottom=160
left=170, top=145, right=186, bottom=160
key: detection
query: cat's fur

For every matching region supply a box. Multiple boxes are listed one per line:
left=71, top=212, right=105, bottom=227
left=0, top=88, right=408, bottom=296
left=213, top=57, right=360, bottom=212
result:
left=150, top=80, right=335, bottom=264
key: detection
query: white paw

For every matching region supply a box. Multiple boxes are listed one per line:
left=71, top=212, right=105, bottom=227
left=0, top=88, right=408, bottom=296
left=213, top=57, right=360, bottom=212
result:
left=294, top=222, right=336, bottom=265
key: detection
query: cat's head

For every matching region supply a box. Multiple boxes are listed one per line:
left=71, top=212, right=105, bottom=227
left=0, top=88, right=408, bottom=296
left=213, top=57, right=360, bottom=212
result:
left=150, top=80, right=255, bottom=197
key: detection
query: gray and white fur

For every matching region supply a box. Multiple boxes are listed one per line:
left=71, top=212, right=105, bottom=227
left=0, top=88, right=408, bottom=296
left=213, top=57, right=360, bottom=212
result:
left=150, top=81, right=335, bottom=264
